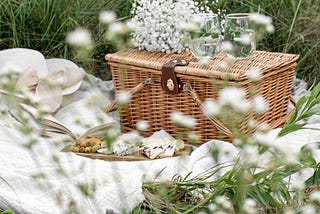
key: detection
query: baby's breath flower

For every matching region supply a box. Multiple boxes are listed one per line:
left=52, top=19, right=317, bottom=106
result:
left=252, top=131, right=275, bottom=146
left=108, top=22, right=127, bottom=35
left=310, top=191, right=320, bottom=203
left=136, top=120, right=149, bottom=132
left=266, top=24, right=275, bottom=33
left=247, top=68, right=262, bottom=82
left=131, top=0, right=204, bottom=53
left=252, top=95, right=269, bottom=115
left=221, top=41, right=233, bottom=52
left=203, top=99, right=220, bottom=116
left=249, top=13, right=273, bottom=25
left=66, top=28, right=92, bottom=47
left=99, top=11, right=116, bottom=24
left=117, top=90, right=131, bottom=106
left=243, top=198, right=257, bottom=214
left=301, top=204, right=316, bottom=214
left=218, top=87, right=251, bottom=113
left=199, top=57, right=210, bottom=66
left=215, top=195, right=232, bottom=210
left=170, top=111, right=197, bottom=129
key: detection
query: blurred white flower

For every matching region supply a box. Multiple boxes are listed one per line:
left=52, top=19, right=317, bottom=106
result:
left=131, top=0, right=210, bottom=53
left=66, top=28, right=92, bottom=47
left=234, top=34, right=252, bottom=45
left=136, top=120, right=149, bottom=132
left=252, top=95, right=269, bottom=115
left=203, top=98, right=220, bottom=116
left=218, top=87, right=250, bottom=113
left=99, top=11, right=116, bottom=24
left=301, top=204, right=316, bottom=214
left=250, top=13, right=273, bottom=25
left=241, top=144, right=259, bottom=165
left=214, top=61, right=229, bottom=70
left=108, top=22, right=127, bottom=35
left=247, top=68, right=262, bottom=82
left=221, top=41, right=233, bottom=52
left=170, top=111, right=197, bottom=129
left=117, top=90, right=131, bottom=106
left=266, top=24, right=275, bottom=33
left=215, top=195, right=232, bottom=210
left=310, top=191, right=320, bottom=203
left=243, top=198, right=257, bottom=214
left=252, top=131, right=276, bottom=146
left=199, top=57, right=210, bottom=66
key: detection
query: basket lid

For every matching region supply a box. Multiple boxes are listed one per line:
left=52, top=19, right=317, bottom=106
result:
left=105, top=48, right=299, bottom=81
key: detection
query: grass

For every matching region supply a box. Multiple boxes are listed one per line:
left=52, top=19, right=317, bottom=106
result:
left=0, top=0, right=319, bottom=85
left=0, top=0, right=132, bottom=79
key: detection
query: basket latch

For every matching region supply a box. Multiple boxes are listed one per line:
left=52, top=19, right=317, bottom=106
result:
left=161, top=59, right=189, bottom=94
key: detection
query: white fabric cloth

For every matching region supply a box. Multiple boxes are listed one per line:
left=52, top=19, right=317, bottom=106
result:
left=1, top=73, right=320, bottom=213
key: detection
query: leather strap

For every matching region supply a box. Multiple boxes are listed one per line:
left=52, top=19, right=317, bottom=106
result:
left=161, top=59, right=189, bottom=94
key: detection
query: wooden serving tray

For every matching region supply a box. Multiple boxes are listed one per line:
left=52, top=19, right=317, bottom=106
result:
left=76, top=145, right=193, bottom=161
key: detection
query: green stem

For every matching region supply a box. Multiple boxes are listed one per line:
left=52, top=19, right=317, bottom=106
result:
left=284, top=0, right=303, bottom=53
left=182, top=191, right=216, bottom=214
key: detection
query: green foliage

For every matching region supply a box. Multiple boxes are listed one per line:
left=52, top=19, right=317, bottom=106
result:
left=278, top=82, right=320, bottom=137
left=0, top=211, right=14, bottom=214
left=0, top=0, right=133, bottom=79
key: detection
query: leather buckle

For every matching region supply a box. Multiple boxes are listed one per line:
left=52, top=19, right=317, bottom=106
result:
left=161, top=59, right=189, bottom=94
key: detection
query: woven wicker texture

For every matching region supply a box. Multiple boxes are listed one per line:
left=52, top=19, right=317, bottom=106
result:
left=105, top=48, right=299, bottom=144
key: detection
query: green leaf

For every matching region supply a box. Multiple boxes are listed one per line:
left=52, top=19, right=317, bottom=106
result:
left=278, top=123, right=306, bottom=137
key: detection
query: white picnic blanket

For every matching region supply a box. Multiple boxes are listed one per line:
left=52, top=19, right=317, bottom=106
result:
left=0, top=52, right=320, bottom=213
left=2, top=121, right=320, bottom=214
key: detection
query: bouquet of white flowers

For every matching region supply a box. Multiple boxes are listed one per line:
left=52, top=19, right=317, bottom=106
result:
left=131, top=0, right=211, bottom=54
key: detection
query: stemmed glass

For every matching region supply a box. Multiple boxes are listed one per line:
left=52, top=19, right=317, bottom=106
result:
left=188, top=13, right=222, bottom=60
left=223, top=13, right=256, bottom=60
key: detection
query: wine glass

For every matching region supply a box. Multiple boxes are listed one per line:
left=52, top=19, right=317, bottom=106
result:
left=188, top=13, right=222, bottom=60
left=223, top=13, right=256, bottom=60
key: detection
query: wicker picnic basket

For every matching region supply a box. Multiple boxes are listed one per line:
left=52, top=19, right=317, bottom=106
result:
left=105, top=48, right=299, bottom=144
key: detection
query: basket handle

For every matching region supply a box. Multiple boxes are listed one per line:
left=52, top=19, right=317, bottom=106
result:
left=183, top=83, right=233, bottom=137
left=104, top=78, right=154, bottom=113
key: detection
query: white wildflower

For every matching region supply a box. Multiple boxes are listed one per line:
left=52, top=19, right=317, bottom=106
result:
left=301, top=204, right=316, bottom=214
left=240, top=144, right=259, bottom=165
left=266, top=24, right=275, bottom=33
left=218, top=87, right=251, bottom=113
left=108, top=22, right=127, bottom=35
left=117, top=90, right=131, bottom=106
left=199, top=57, right=210, bottom=66
left=99, top=11, right=116, bottom=24
left=214, top=61, right=229, bottom=70
left=170, top=111, right=197, bottom=129
left=310, top=191, right=320, bottom=203
left=275, top=143, right=299, bottom=164
left=131, top=0, right=204, bottom=53
left=215, top=195, right=232, bottom=210
left=234, top=33, right=252, bottom=45
left=188, top=132, right=201, bottom=142
left=203, top=98, right=220, bottom=116
left=66, top=28, right=92, bottom=47
left=136, top=120, right=149, bottom=132
left=243, top=198, right=257, bottom=214
left=221, top=41, right=233, bottom=52
left=252, top=131, right=276, bottom=146
left=247, top=68, right=262, bottom=82
left=252, top=95, right=269, bottom=115
left=249, top=13, right=273, bottom=25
